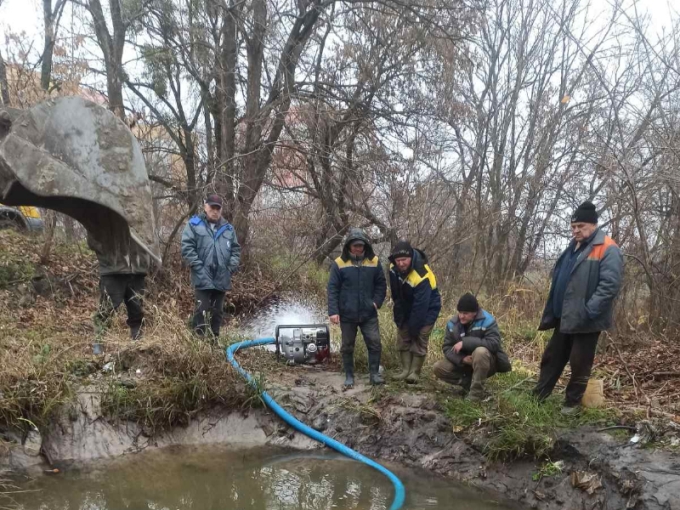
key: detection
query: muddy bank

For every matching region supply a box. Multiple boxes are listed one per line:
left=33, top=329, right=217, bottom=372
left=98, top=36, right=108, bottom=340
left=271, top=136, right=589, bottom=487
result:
left=2, top=369, right=679, bottom=510
left=264, top=368, right=679, bottom=510
left=1, top=387, right=315, bottom=473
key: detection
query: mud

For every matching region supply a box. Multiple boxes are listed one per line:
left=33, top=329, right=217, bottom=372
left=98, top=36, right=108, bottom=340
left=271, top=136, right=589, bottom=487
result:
left=266, top=367, right=679, bottom=510
left=2, top=367, right=678, bottom=510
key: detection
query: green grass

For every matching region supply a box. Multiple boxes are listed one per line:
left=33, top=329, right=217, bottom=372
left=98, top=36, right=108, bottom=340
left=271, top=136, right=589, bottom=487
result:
left=442, top=368, right=619, bottom=462
left=0, top=259, right=35, bottom=288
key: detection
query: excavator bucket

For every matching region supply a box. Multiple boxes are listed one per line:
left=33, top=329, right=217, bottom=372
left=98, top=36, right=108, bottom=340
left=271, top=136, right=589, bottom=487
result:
left=0, top=97, right=161, bottom=266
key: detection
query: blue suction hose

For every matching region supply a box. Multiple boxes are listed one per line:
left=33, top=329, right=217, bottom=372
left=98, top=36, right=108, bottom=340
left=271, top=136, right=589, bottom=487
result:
left=226, top=337, right=406, bottom=510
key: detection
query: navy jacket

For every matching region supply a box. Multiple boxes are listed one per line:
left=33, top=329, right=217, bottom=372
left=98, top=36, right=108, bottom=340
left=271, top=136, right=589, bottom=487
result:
left=327, top=228, right=387, bottom=323
left=181, top=214, right=241, bottom=291
left=389, top=248, right=442, bottom=336
left=443, top=309, right=512, bottom=372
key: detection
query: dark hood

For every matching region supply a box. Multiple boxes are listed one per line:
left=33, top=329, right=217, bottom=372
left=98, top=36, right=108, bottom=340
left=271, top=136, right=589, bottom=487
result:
left=340, top=228, right=376, bottom=261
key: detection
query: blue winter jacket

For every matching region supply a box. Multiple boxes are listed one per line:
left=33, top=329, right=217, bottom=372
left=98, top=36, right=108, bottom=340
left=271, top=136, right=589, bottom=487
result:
left=389, top=248, right=442, bottom=336
left=540, top=229, right=623, bottom=334
left=443, top=309, right=512, bottom=372
left=181, top=214, right=241, bottom=291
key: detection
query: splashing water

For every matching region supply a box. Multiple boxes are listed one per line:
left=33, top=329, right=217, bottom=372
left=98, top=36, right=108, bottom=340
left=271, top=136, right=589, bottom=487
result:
left=240, top=293, right=327, bottom=338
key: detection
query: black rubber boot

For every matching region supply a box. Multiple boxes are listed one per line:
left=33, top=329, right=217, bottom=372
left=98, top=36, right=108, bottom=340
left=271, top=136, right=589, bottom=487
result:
left=368, top=351, right=385, bottom=386
left=343, top=354, right=355, bottom=390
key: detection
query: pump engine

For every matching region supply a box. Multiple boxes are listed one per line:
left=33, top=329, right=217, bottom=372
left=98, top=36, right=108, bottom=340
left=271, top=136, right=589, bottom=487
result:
left=275, top=324, right=330, bottom=365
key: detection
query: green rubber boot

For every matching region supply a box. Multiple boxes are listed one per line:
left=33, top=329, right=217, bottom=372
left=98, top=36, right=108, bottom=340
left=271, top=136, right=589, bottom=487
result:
left=405, top=355, right=426, bottom=384
left=392, top=351, right=413, bottom=381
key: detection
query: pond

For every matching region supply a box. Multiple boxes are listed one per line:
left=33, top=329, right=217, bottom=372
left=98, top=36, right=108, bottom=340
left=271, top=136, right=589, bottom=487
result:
left=9, top=445, right=522, bottom=510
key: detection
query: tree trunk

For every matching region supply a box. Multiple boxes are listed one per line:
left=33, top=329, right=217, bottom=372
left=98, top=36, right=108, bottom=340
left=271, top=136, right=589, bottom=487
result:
left=87, top=0, right=127, bottom=120
left=41, top=0, right=55, bottom=91
left=40, top=211, right=58, bottom=264
left=0, top=49, right=9, bottom=105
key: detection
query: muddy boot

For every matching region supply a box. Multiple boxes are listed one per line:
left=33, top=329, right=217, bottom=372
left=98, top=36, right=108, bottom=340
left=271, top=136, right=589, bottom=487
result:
left=405, top=355, right=425, bottom=384
left=368, top=352, right=385, bottom=386
left=467, top=349, right=491, bottom=401
left=467, top=382, right=486, bottom=402
left=467, top=370, right=488, bottom=401
left=343, top=354, right=355, bottom=390
left=392, top=351, right=413, bottom=381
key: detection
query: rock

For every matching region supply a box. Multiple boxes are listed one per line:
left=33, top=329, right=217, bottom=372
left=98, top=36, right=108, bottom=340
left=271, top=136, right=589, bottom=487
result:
left=312, top=416, right=327, bottom=432
left=16, top=283, right=36, bottom=307
left=22, top=428, right=42, bottom=457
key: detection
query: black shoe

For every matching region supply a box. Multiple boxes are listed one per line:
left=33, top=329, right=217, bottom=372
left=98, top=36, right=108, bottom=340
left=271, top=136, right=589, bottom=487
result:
left=369, top=373, right=385, bottom=386
left=342, top=354, right=355, bottom=390
left=367, top=351, right=384, bottom=386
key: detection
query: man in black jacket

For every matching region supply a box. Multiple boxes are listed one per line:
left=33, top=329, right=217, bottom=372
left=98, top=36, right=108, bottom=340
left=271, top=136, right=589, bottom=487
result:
left=389, top=241, right=442, bottom=383
left=328, top=228, right=387, bottom=388
left=433, top=293, right=512, bottom=400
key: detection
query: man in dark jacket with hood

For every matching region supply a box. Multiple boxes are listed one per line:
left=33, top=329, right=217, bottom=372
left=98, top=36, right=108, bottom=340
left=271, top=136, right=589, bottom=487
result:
left=389, top=240, right=442, bottom=383
left=181, top=194, right=241, bottom=338
left=89, top=226, right=150, bottom=346
left=534, top=201, right=623, bottom=414
left=434, top=293, right=512, bottom=401
left=327, top=228, right=387, bottom=388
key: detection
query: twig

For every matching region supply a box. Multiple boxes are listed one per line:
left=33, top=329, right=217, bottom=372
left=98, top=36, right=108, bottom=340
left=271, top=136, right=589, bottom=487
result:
left=502, top=376, right=535, bottom=394
left=597, top=425, right=636, bottom=432
left=610, top=337, right=640, bottom=402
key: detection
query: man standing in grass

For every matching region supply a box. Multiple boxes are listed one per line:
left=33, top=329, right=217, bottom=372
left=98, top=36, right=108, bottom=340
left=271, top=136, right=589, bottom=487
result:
left=534, top=201, right=623, bottom=414
left=433, top=293, right=512, bottom=401
left=89, top=230, right=149, bottom=345
left=328, top=228, right=387, bottom=389
left=181, top=194, right=241, bottom=340
left=389, top=241, right=441, bottom=384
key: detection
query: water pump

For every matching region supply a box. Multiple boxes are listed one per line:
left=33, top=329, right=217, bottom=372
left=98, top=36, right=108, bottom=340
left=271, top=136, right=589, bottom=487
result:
left=275, top=324, right=330, bottom=365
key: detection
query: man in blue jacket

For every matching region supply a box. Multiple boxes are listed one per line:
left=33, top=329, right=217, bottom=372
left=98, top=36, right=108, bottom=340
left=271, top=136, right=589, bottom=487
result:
left=534, top=201, right=623, bottom=414
left=328, top=228, right=387, bottom=388
left=181, top=194, right=241, bottom=339
left=434, top=293, right=512, bottom=400
left=389, top=241, right=442, bottom=383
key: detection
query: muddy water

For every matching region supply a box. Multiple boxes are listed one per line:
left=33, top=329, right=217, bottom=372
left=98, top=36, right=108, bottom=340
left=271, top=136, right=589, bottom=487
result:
left=12, top=445, right=519, bottom=510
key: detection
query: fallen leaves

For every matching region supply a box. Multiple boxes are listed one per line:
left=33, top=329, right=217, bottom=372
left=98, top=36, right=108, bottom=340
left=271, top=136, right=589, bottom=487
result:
left=570, top=471, right=603, bottom=494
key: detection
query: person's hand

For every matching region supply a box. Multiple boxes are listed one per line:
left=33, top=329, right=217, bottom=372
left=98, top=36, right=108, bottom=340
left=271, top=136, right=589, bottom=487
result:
left=462, top=355, right=472, bottom=365
left=329, top=315, right=340, bottom=325
left=453, top=341, right=463, bottom=353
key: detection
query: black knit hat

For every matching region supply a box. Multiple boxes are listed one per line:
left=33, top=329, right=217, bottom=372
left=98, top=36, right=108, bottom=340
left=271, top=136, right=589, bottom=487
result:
left=457, top=293, right=479, bottom=313
left=390, top=240, right=413, bottom=260
left=571, top=201, right=598, bottom=224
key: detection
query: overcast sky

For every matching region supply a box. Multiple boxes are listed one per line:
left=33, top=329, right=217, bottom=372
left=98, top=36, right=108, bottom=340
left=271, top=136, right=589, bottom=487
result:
left=1, top=0, right=678, bottom=44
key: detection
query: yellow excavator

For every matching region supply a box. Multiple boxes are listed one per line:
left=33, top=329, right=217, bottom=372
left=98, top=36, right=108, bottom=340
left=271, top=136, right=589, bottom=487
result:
left=0, top=203, right=43, bottom=231
left=0, top=97, right=161, bottom=265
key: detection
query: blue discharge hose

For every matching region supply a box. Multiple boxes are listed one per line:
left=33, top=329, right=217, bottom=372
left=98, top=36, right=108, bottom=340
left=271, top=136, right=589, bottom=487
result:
left=226, top=337, right=406, bottom=510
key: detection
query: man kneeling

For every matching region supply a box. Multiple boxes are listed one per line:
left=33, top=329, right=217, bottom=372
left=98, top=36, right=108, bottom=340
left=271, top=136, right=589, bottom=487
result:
left=433, top=294, right=512, bottom=400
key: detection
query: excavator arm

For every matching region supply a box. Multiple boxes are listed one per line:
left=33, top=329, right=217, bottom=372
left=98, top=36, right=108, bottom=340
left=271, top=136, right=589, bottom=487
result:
left=0, top=97, right=161, bottom=267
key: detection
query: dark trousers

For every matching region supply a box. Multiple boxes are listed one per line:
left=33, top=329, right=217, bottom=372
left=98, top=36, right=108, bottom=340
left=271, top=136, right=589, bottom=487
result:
left=193, top=289, right=226, bottom=337
left=339, top=316, right=382, bottom=356
left=533, top=321, right=600, bottom=406
left=95, top=274, right=145, bottom=339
